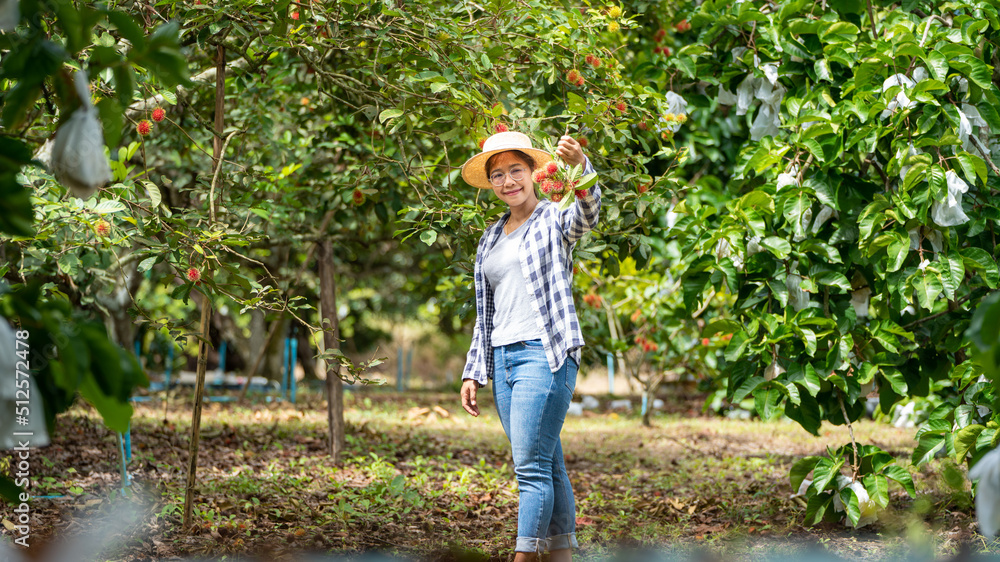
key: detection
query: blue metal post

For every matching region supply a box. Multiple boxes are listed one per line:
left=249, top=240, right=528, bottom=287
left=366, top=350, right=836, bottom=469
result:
left=124, top=423, right=132, bottom=462
left=289, top=334, right=298, bottom=404
left=165, top=343, right=174, bottom=388
left=404, top=347, right=413, bottom=391
left=642, top=393, right=648, bottom=417
left=117, top=432, right=131, bottom=495
left=607, top=353, right=615, bottom=394
left=282, top=336, right=291, bottom=401
left=218, top=340, right=227, bottom=374
left=121, top=340, right=139, bottom=477
left=397, top=346, right=404, bottom=392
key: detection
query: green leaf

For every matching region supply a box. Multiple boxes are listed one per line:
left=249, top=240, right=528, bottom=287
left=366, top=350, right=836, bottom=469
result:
left=379, top=108, right=404, bottom=123
left=57, top=253, right=78, bottom=276
left=804, top=492, right=834, bottom=525
left=927, top=165, right=947, bottom=200
left=785, top=390, right=822, bottom=435
left=94, top=199, right=126, bottom=214
left=753, top=383, right=783, bottom=421
left=671, top=55, right=696, bottom=79
left=790, top=456, right=822, bottom=491
left=881, top=367, right=908, bottom=395
left=567, top=92, right=587, bottom=113
left=703, top=319, right=742, bottom=337
left=106, top=11, right=147, bottom=50
left=0, top=476, right=22, bottom=504
left=419, top=230, right=437, bottom=246
left=913, top=272, right=943, bottom=311
left=137, top=257, right=157, bottom=272
left=761, top=236, right=791, bottom=259
left=863, top=473, right=890, bottom=508
left=839, top=487, right=862, bottom=527
left=819, top=21, right=860, bottom=43
left=953, top=55, right=993, bottom=90
left=955, top=424, right=986, bottom=462
left=78, top=367, right=134, bottom=433
left=724, top=330, right=752, bottom=362
left=961, top=247, right=1000, bottom=289
left=923, top=50, right=949, bottom=82
left=789, top=363, right=822, bottom=397
left=575, top=173, right=599, bottom=192
left=882, top=465, right=916, bottom=497
left=887, top=231, right=909, bottom=272
left=0, top=173, right=34, bottom=237
left=814, top=271, right=851, bottom=292
left=739, top=190, right=774, bottom=211
left=911, top=433, right=946, bottom=465
left=810, top=457, right=845, bottom=495
left=96, top=97, right=124, bottom=148
left=783, top=193, right=812, bottom=239
left=968, top=291, right=1000, bottom=352
left=1, top=81, right=43, bottom=130
left=939, top=254, right=965, bottom=300
left=858, top=197, right=890, bottom=241
left=957, top=151, right=988, bottom=187
left=915, top=418, right=951, bottom=438
left=732, top=374, right=765, bottom=403
left=141, top=180, right=161, bottom=208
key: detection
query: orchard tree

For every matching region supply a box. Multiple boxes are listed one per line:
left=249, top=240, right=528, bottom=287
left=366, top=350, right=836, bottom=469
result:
left=650, top=0, right=1000, bottom=526
left=575, top=249, right=734, bottom=426
left=0, top=1, right=186, bottom=501
left=1, top=0, right=694, bottom=513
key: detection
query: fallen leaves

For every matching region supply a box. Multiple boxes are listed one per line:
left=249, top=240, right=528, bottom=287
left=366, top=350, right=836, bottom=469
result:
left=406, top=405, right=453, bottom=425
left=0, top=391, right=949, bottom=560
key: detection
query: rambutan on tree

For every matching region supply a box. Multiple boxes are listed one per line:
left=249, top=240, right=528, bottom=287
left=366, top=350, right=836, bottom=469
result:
left=628, top=0, right=1000, bottom=526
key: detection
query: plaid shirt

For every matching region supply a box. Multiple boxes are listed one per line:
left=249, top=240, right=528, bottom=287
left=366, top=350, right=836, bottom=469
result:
left=462, top=158, right=601, bottom=387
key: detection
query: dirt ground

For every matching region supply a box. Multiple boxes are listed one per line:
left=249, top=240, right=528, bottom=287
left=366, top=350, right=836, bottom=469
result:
left=0, top=387, right=994, bottom=562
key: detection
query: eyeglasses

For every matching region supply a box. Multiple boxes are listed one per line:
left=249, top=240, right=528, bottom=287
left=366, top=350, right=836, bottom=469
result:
left=489, top=167, right=527, bottom=187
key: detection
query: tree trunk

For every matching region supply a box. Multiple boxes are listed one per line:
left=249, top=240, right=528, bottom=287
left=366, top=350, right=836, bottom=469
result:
left=319, top=240, right=345, bottom=459
left=183, top=295, right=212, bottom=526
left=641, top=371, right=664, bottom=428
left=184, top=43, right=225, bottom=527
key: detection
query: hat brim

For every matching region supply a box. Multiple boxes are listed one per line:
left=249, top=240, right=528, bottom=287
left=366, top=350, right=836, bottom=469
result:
left=461, top=147, right=554, bottom=189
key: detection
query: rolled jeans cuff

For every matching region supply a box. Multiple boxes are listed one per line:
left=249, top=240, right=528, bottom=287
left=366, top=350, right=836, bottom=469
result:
left=515, top=536, right=547, bottom=554
left=547, top=532, right=579, bottom=551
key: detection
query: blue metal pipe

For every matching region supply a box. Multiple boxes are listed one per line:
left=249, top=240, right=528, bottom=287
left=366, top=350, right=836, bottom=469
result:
left=282, top=336, right=291, bottom=401
left=124, top=424, right=132, bottom=462
left=218, top=340, right=227, bottom=374
left=289, top=335, right=298, bottom=404
left=397, top=346, right=404, bottom=391
left=404, top=347, right=413, bottom=390
left=607, top=353, right=615, bottom=395
left=165, top=343, right=174, bottom=388
left=116, top=432, right=131, bottom=495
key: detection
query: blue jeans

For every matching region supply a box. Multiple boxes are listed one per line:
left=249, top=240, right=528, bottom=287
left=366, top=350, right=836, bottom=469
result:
left=492, top=339, right=579, bottom=553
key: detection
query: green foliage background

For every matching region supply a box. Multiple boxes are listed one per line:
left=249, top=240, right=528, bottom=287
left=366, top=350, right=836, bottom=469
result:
left=2, top=0, right=1000, bottom=527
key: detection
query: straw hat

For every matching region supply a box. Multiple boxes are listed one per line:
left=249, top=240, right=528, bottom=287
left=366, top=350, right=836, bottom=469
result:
left=460, top=131, right=553, bottom=189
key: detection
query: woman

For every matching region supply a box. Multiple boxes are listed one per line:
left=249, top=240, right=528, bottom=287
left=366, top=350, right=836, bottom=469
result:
left=459, top=130, right=600, bottom=560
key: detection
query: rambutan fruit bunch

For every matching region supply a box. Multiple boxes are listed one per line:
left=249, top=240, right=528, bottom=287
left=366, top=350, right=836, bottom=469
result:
left=532, top=135, right=601, bottom=208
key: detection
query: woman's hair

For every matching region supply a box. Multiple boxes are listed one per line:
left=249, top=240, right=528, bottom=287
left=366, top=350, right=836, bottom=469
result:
left=485, top=150, right=536, bottom=177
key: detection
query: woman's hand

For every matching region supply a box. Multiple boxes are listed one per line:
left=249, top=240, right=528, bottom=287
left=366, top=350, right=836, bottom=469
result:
left=555, top=135, right=586, bottom=168
left=461, top=379, right=480, bottom=417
